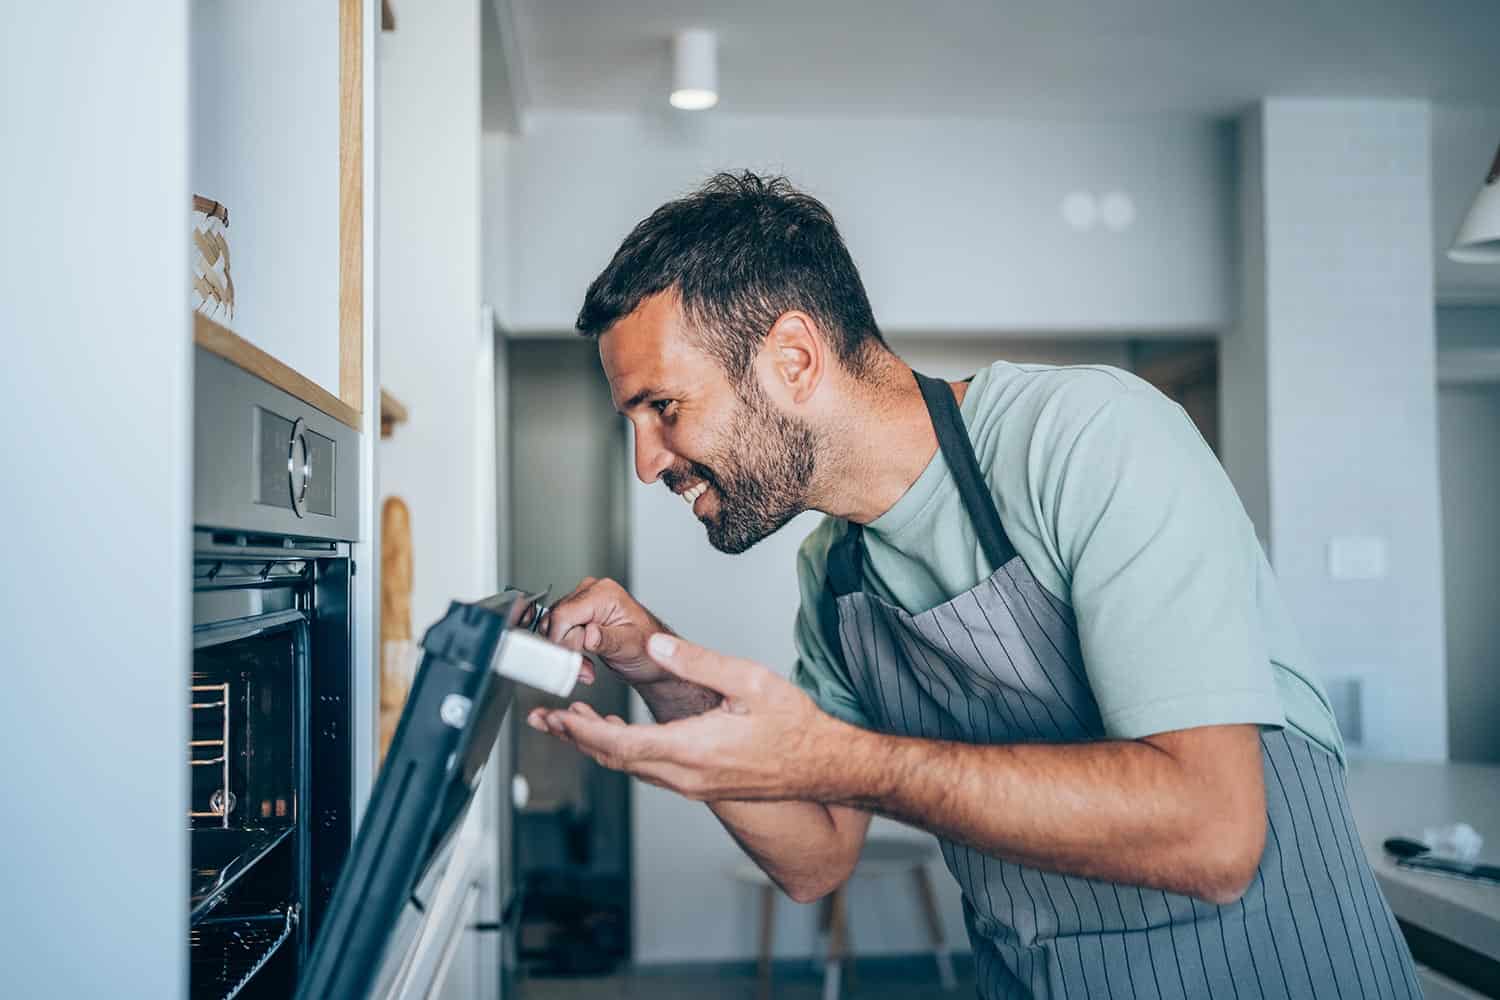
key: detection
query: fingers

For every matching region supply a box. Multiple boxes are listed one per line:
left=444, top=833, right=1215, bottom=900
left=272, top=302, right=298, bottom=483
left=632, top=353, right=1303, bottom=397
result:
left=644, top=633, right=764, bottom=699
left=542, top=578, right=636, bottom=660
left=541, top=579, right=603, bottom=646
left=552, top=710, right=660, bottom=770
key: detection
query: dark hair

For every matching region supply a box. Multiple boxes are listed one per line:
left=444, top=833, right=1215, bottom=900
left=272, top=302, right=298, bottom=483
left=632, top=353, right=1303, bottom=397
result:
left=575, top=171, right=886, bottom=383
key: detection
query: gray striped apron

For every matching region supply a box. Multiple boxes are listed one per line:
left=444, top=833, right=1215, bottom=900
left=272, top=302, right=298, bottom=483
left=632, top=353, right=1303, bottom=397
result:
left=821, top=371, right=1422, bottom=1000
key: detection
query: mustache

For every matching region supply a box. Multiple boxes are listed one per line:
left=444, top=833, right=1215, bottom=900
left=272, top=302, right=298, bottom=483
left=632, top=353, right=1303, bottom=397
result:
left=662, top=461, right=720, bottom=494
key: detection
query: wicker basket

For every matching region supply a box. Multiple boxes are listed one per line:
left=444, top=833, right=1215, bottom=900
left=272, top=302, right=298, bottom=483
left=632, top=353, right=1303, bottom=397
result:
left=191, top=194, right=235, bottom=322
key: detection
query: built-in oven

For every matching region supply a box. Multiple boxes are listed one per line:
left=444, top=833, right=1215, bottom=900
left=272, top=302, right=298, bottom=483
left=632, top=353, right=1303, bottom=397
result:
left=192, top=348, right=359, bottom=998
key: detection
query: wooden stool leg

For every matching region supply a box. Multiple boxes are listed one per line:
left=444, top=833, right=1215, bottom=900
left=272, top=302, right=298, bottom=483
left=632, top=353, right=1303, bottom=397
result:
left=822, top=886, right=847, bottom=1000
left=758, top=883, right=776, bottom=1000
left=913, top=865, right=957, bottom=990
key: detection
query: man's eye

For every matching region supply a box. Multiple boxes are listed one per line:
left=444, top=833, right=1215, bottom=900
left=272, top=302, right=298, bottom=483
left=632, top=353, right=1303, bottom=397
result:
left=651, top=399, right=676, bottom=416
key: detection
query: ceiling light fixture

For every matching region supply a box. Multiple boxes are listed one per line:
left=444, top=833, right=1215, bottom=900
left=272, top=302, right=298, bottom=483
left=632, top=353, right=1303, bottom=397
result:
left=670, top=29, right=718, bottom=111
left=1448, top=142, right=1500, bottom=263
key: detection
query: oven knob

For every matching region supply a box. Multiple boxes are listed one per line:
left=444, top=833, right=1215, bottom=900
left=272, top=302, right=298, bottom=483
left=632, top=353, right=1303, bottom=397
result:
left=288, top=417, right=312, bottom=518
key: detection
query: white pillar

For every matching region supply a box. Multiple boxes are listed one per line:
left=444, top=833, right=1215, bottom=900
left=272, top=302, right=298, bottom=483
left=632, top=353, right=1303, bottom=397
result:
left=1, top=4, right=191, bottom=998
left=1223, top=100, right=1446, bottom=761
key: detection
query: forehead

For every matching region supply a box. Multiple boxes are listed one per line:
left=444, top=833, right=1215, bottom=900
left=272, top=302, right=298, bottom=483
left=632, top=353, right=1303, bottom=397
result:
left=598, top=292, right=724, bottom=409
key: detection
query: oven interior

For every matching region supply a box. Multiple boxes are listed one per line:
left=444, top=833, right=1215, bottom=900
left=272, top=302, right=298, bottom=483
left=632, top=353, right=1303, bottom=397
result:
left=189, top=538, right=350, bottom=1000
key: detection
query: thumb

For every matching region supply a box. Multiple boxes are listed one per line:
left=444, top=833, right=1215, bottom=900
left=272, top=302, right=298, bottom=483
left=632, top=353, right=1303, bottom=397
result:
left=581, top=622, right=630, bottom=661
left=645, top=633, right=758, bottom=698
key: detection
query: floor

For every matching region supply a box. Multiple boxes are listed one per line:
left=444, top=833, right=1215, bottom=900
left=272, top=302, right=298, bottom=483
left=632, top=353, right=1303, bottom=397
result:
left=520, top=954, right=977, bottom=999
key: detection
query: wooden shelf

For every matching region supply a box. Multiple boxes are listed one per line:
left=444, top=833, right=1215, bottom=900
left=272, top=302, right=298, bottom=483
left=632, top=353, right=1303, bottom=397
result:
left=195, top=313, right=362, bottom=430
left=379, top=389, right=408, bottom=438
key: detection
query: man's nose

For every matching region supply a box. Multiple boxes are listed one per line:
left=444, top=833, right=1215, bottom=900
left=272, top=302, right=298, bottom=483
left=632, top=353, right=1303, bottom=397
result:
left=633, top=427, right=673, bottom=485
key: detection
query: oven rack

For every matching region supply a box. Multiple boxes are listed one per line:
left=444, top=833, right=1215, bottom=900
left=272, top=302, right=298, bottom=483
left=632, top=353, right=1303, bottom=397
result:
left=190, top=826, right=295, bottom=923
left=190, top=904, right=299, bottom=1000
left=191, top=682, right=232, bottom=827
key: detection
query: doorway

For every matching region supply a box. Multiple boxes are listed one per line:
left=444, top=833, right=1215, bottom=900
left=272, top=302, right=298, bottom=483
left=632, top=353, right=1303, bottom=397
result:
left=506, top=337, right=633, bottom=981
left=1437, top=382, right=1500, bottom=763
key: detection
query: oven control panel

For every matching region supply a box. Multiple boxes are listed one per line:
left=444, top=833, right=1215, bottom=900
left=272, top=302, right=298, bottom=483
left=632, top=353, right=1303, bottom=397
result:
left=196, top=348, right=360, bottom=541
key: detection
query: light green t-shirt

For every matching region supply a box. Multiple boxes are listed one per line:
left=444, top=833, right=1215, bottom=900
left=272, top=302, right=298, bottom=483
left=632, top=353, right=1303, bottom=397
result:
left=792, top=361, right=1343, bottom=759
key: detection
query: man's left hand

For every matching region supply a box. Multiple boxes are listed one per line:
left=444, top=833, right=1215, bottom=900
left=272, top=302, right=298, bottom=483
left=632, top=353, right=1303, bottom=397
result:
left=526, top=634, right=841, bottom=802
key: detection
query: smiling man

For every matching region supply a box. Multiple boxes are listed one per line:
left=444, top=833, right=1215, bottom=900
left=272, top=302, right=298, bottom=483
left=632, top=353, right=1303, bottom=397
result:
left=526, top=172, right=1418, bottom=999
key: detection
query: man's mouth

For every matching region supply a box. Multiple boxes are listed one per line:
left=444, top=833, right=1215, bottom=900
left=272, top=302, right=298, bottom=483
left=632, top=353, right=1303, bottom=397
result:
left=680, top=481, right=708, bottom=507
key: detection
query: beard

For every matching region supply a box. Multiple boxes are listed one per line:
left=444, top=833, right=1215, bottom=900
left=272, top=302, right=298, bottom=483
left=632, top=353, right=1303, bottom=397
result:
left=664, top=383, right=818, bottom=554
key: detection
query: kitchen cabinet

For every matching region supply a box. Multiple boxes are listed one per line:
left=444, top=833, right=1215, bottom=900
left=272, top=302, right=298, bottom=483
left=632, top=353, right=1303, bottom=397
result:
left=190, top=0, right=366, bottom=429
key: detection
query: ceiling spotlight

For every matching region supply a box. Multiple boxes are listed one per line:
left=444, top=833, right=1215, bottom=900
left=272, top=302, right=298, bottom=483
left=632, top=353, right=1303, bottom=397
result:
left=670, top=29, right=718, bottom=111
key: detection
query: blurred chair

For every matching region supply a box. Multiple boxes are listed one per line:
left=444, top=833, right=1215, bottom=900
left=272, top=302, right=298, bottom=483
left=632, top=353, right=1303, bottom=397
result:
left=729, top=836, right=956, bottom=1000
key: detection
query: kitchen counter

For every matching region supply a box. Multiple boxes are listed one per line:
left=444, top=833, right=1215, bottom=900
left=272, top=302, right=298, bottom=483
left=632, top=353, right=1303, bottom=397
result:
left=1345, top=758, right=1500, bottom=967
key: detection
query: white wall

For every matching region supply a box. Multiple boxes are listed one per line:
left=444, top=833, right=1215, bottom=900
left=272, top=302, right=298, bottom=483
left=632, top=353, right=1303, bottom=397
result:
left=378, top=0, right=488, bottom=632
left=192, top=0, right=342, bottom=393
left=628, top=338, right=1140, bottom=965
left=482, top=132, right=514, bottom=327
left=1, top=4, right=190, bottom=998
left=503, top=111, right=1234, bottom=336
left=378, top=6, right=499, bottom=996
left=1223, top=100, right=1447, bottom=761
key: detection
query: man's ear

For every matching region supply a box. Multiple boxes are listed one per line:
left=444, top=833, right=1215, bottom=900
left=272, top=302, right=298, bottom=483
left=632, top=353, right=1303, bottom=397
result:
left=759, top=310, right=824, bottom=406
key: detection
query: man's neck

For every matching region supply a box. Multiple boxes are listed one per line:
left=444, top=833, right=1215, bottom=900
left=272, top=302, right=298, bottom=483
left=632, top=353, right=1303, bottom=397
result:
left=813, top=363, right=968, bottom=525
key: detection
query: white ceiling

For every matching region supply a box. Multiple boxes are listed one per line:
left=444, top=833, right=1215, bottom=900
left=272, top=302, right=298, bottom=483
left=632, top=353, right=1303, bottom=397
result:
left=508, top=0, right=1500, bottom=116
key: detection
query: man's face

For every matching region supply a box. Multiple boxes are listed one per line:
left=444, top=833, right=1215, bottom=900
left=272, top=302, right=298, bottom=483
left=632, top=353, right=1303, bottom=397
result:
left=600, top=293, right=816, bottom=554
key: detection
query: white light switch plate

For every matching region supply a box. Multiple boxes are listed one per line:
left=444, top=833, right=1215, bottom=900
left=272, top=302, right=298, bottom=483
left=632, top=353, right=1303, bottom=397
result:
left=1327, top=536, right=1387, bottom=580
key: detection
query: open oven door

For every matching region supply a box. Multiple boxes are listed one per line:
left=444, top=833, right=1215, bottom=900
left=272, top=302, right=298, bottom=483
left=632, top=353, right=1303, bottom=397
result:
left=295, top=590, right=562, bottom=1000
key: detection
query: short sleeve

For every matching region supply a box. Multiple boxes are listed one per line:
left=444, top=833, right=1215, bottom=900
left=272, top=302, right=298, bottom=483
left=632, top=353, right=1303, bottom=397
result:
left=1039, top=375, right=1285, bottom=739
left=790, top=519, right=874, bottom=730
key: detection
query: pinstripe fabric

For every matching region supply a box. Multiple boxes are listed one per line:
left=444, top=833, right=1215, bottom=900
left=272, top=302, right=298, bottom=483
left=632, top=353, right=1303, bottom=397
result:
left=831, top=575, right=1421, bottom=999
left=824, top=373, right=1419, bottom=998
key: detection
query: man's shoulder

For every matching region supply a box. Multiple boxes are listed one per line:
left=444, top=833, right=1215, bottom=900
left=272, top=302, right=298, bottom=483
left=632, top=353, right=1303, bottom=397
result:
left=969, top=360, right=1146, bottom=425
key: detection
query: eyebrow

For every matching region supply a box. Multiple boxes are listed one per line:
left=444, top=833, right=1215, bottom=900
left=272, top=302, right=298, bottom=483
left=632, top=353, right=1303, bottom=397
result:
left=618, top=386, right=663, bottom=414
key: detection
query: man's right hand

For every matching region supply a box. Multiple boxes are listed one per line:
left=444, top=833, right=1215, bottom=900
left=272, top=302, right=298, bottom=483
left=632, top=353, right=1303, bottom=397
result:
left=541, top=577, right=673, bottom=687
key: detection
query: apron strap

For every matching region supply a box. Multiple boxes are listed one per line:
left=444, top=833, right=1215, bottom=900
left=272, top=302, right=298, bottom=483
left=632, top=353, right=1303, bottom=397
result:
left=912, top=371, right=1017, bottom=572
left=826, top=519, right=865, bottom=598
left=825, top=370, right=1016, bottom=601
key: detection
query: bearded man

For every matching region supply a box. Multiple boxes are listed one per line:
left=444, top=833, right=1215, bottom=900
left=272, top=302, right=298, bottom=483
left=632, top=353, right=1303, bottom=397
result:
left=527, top=172, right=1419, bottom=1000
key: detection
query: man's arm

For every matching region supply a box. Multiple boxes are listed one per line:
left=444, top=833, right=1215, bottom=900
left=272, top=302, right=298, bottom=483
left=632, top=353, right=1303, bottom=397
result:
left=532, top=578, right=871, bottom=900
left=543, top=635, right=1268, bottom=906
left=819, top=720, right=1266, bottom=904
left=545, top=692, right=872, bottom=903
left=634, top=679, right=873, bottom=901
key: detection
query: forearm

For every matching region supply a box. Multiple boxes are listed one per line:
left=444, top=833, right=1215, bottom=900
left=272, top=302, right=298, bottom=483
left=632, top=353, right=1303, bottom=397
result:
left=819, top=722, right=1264, bottom=903
left=707, top=799, right=866, bottom=903
left=635, top=677, right=722, bottom=722
left=635, top=679, right=859, bottom=901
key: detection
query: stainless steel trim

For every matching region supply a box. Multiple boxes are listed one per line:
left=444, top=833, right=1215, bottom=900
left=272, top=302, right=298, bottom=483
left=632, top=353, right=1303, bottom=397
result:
left=193, top=609, right=308, bottom=650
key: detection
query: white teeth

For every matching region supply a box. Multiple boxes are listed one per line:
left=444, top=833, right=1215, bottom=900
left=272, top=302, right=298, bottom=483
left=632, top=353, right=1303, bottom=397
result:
left=681, top=482, right=707, bottom=505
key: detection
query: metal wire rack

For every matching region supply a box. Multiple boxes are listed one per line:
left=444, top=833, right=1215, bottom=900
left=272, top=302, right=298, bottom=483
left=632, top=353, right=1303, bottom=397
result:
left=189, top=904, right=298, bottom=1000
left=191, top=682, right=232, bottom=826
